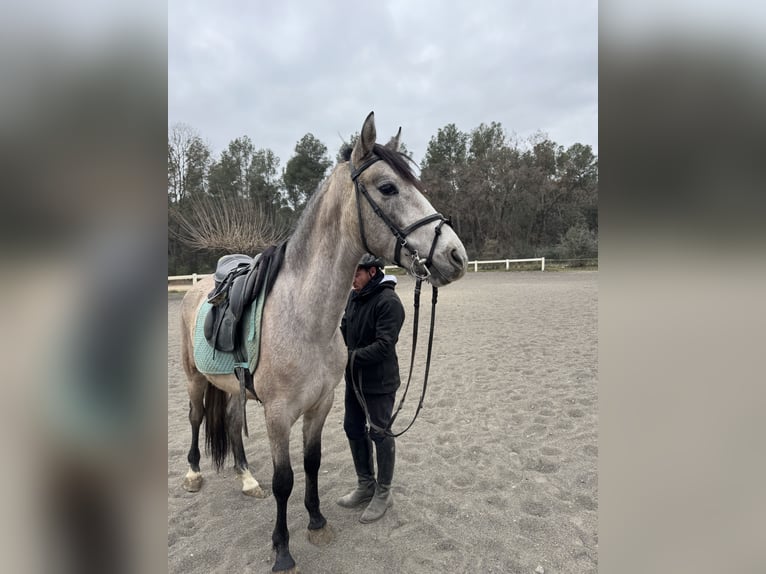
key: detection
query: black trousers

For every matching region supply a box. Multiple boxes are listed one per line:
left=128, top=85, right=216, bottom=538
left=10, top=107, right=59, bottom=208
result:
left=343, top=383, right=395, bottom=443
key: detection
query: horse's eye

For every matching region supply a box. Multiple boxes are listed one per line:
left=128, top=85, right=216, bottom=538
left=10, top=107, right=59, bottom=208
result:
left=379, top=183, right=398, bottom=196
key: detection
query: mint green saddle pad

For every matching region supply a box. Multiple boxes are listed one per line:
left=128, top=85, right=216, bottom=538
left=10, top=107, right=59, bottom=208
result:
left=192, top=293, right=266, bottom=375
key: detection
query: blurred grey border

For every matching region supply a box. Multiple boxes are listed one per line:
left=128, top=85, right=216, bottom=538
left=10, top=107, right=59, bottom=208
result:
left=0, top=2, right=166, bottom=573
left=601, top=2, right=765, bottom=574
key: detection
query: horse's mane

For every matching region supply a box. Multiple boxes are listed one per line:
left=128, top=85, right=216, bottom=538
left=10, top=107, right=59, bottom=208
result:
left=341, top=143, right=425, bottom=192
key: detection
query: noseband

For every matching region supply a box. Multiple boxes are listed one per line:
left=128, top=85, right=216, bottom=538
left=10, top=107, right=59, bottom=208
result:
left=350, top=156, right=450, bottom=280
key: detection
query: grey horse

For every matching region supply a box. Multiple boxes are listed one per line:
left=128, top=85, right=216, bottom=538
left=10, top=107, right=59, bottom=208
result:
left=179, top=112, right=468, bottom=572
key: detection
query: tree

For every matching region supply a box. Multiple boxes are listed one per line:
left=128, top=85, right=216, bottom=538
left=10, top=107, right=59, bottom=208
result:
left=207, top=136, right=255, bottom=199
left=421, top=124, right=469, bottom=179
left=420, top=124, right=598, bottom=259
left=555, top=223, right=598, bottom=262
left=282, top=133, right=332, bottom=213
left=167, top=122, right=597, bottom=273
left=463, top=122, right=520, bottom=256
left=168, top=123, right=211, bottom=202
left=525, top=138, right=599, bottom=251
left=248, top=148, right=283, bottom=215
left=420, top=124, right=470, bottom=245
left=557, top=143, right=598, bottom=233
left=168, top=124, right=214, bottom=273
left=468, top=121, right=506, bottom=162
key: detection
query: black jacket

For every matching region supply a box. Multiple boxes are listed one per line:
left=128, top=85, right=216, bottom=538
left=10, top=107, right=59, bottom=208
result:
left=340, top=274, right=405, bottom=395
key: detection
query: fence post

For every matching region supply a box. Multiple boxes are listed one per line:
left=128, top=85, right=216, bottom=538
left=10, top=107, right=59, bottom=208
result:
left=541, top=257, right=545, bottom=271
left=192, top=273, right=198, bottom=285
left=473, top=261, right=478, bottom=272
left=506, top=259, right=510, bottom=270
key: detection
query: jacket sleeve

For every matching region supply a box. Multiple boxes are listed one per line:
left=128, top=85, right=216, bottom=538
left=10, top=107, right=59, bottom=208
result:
left=352, top=294, right=405, bottom=366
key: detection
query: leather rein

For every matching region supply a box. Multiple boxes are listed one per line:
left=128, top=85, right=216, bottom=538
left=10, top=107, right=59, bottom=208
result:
left=348, top=155, right=449, bottom=437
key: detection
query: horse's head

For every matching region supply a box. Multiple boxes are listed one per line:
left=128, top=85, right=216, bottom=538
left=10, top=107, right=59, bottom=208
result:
left=348, top=112, right=467, bottom=287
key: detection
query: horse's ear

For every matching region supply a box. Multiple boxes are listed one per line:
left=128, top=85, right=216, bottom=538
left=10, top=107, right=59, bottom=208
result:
left=351, top=111, right=376, bottom=165
left=385, top=127, right=402, bottom=152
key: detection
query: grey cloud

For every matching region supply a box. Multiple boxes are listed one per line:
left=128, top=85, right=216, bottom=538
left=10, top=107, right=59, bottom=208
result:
left=169, top=1, right=598, bottom=165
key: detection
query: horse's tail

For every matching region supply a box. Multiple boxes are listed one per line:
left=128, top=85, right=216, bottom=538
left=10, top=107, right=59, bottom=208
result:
left=204, top=382, right=229, bottom=472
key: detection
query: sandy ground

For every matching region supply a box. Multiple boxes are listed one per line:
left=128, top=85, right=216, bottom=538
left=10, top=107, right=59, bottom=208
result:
left=168, top=271, right=598, bottom=574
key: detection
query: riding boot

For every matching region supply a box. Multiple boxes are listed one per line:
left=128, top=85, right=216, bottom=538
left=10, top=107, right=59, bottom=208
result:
left=337, top=437, right=377, bottom=508
left=360, top=436, right=395, bottom=523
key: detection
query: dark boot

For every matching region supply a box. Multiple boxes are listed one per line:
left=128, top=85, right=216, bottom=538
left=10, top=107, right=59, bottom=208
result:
left=337, top=437, right=376, bottom=508
left=360, top=436, right=395, bottom=523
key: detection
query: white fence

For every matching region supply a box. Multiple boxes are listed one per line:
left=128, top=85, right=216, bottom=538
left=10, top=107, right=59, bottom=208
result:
left=168, top=257, right=548, bottom=292
left=384, top=257, right=545, bottom=273
left=167, top=273, right=209, bottom=292
left=465, top=257, right=545, bottom=272
left=169, top=273, right=207, bottom=285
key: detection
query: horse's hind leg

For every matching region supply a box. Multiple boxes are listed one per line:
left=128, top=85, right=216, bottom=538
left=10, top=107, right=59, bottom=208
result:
left=182, top=371, right=206, bottom=492
left=226, top=393, right=266, bottom=498
left=303, top=392, right=335, bottom=546
left=181, top=322, right=205, bottom=492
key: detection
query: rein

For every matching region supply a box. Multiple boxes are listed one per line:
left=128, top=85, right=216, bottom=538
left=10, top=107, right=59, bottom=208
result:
left=348, top=154, right=448, bottom=437
left=349, top=279, right=438, bottom=438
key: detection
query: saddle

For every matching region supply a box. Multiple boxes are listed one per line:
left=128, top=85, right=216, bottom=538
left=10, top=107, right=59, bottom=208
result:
left=203, top=243, right=286, bottom=399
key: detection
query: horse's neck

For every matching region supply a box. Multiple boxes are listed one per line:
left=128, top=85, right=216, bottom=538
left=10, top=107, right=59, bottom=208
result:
left=278, top=170, right=363, bottom=337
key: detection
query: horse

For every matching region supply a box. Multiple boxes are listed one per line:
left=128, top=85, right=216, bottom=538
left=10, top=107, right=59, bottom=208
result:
left=179, top=112, right=468, bottom=572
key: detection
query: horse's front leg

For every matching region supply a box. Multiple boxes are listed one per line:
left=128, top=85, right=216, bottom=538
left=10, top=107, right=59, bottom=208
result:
left=303, top=392, right=335, bottom=546
left=265, top=409, right=297, bottom=573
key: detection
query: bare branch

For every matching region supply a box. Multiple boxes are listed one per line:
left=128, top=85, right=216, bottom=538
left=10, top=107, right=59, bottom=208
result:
left=169, top=195, right=292, bottom=254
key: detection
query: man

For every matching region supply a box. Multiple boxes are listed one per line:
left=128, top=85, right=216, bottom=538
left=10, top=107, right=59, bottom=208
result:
left=338, top=254, right=405, bottom=523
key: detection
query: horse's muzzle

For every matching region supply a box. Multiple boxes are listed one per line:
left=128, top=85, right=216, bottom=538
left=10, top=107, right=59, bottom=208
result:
left=428, top=244, right=468, bottom=286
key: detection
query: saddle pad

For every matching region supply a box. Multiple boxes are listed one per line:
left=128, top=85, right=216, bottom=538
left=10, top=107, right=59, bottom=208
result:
left=192, top=287, right=267, bottom=375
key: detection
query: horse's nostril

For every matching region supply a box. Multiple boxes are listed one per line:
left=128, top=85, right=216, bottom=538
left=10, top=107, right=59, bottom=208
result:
left=450, top=248, right=466, bottom=268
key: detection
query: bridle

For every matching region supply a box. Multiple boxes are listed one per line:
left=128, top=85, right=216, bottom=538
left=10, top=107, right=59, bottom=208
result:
left=348, top=154, right=449, bottom=437
left=350, top=155, right=450, bottom=281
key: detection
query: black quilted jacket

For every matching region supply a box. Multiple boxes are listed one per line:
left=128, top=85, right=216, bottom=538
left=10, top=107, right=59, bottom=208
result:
left=340, top=276, right=405, bottom=395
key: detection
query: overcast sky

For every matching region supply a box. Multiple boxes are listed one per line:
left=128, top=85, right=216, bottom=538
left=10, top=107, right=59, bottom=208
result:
left=169, top=1, right=597, bottom=167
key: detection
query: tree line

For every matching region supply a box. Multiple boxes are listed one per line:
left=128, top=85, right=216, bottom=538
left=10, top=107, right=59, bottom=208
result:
left=168, top=122, right=597, bottom=274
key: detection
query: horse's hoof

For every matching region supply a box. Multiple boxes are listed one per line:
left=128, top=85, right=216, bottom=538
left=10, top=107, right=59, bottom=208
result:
left=307, top=523, right=334, bottom=547
left=182, top=471, right=203, bottom=492
left=271, top=551, right=298, bottom=573
left=240, top=474, right=267, bottom=498
left=242, top=484, right=267, bottom=498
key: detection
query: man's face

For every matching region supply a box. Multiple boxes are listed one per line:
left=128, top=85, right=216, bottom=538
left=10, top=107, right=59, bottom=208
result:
left=352, top=266, right=376, bottom=292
